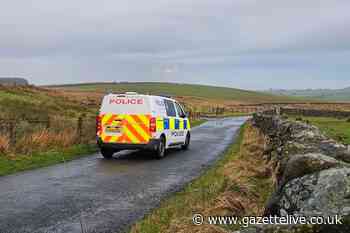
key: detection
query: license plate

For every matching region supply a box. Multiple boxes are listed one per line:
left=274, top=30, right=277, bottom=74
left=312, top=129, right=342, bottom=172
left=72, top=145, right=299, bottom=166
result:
left=105, top=126, right=121, bottom=133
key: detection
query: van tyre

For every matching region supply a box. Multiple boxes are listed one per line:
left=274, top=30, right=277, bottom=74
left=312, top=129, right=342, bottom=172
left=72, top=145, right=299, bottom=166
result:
left=181, top=133, right=190, bottom=150
left=155, top=136, right=166, bottom=159
left=101, top=148, right=114, bottom=159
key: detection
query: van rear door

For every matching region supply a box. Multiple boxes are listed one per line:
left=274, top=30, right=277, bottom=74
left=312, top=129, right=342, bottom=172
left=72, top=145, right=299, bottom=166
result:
left=98, top=95, right=151, bottom=144
left=163, top=99, right=178, bottom=144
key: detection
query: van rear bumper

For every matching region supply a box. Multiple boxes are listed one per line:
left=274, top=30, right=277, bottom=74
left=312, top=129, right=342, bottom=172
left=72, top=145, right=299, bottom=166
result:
left=97, top=138, right=160, bottom=151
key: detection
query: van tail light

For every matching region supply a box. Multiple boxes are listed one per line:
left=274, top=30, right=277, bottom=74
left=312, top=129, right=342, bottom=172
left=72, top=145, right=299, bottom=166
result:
left=150, top=117, right=157, bottom=133
left=96, top=115, right=102, bottom=134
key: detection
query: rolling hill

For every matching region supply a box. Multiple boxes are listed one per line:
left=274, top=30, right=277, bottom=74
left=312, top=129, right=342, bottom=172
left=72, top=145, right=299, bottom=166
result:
left=49, top=82, right=301, bottom=104
left=0, top=85, right=96, bottom=119
left=266, top=87, right=350, bottom=101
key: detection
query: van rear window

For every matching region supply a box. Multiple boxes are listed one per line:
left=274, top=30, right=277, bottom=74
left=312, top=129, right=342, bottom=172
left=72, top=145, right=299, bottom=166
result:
left=100, top=96, right=150, bottom=114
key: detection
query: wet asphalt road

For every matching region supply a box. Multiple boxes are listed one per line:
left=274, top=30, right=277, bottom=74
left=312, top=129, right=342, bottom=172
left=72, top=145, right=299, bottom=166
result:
left=0, top=117, right=247, bottom=233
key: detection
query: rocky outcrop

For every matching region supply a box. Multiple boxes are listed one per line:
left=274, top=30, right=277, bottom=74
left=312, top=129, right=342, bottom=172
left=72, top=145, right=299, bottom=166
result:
left=0, top=77, right=29, bottom=86
left=237, top=113, right=350, bottom=232
left=278, top=168, right=350, bottom=217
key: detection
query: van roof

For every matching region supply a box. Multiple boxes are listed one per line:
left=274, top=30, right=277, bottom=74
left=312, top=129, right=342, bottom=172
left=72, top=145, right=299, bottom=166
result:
left=106, top=92, right=175, bottom=101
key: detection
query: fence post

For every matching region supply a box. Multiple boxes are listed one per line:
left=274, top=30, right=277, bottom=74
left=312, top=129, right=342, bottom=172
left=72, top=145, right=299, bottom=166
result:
left=77, top=116, right=83, bottom=143
left=46, top=117, right=51, bottom=129
left=9, top=121, right=16, bottom=146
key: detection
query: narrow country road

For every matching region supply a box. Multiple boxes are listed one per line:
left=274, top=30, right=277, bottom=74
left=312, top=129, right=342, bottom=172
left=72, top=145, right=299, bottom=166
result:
left=0, top=117, right=247, bottom=233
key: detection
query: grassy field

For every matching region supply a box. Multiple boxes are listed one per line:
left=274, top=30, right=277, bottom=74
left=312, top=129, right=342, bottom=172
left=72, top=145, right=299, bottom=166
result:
left=130, top=122, right=273, bottom=233
left=0, top=86, right=97, bottom=152
left=0, top=85, right=99, bottom=175
left=292, top=116, right=350, bottom=145
left=0, top=85, right=97, bottom=119
left=50, top=82, right=301, bottom=104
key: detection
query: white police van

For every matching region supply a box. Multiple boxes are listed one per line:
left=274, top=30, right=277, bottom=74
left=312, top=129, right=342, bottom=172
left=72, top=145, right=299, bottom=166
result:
left=96, top=92, right=191, bottom=159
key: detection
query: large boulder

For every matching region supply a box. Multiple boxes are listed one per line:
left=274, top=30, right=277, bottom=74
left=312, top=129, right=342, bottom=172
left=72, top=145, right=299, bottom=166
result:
left=280, top=153, right=349, bottom=186
left=267, top=168, right=350, bottom=217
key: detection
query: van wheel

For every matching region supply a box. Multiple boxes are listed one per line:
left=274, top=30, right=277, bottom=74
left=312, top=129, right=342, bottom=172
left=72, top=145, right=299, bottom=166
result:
left=155, top=136, right=166, bottom=159
left=101, top=148, right=114, bottom=159
left=181, top=133, right=190, bottom=150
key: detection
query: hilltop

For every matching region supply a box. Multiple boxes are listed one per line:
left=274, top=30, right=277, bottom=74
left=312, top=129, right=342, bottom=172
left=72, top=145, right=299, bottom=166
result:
left=0, top=85, right=96, bottom=119
left=266, top=87, right=350, bottom=102
left=49, top=82, right=301, bottom=104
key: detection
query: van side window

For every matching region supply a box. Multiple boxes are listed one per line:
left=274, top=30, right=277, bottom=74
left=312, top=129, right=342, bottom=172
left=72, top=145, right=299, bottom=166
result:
left=164, top=100, right=177, bottom=117
left=175, top=102, right=185, bottom=117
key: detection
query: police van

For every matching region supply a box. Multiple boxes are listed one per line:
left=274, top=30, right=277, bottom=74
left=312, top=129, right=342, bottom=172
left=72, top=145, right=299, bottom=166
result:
left=96, top=92, right=191, bottom=159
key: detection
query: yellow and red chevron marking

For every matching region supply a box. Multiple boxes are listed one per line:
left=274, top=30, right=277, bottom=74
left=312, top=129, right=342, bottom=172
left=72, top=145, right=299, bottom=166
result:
left=99, top=114, right=151, bottom=144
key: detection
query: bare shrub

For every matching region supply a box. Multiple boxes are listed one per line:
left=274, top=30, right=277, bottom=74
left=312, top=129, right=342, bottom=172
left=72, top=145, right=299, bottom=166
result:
left=0, top=134, right=10, bottom=154
left=15, top=128, right=77, bottom=155
left=218, top=123, right=272, bottom=218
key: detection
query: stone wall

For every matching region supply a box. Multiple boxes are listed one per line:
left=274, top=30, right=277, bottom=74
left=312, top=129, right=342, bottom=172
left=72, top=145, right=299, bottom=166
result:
left=237, top=113, right=350, bottom=232
left=281, top=108, right=350, bottom=119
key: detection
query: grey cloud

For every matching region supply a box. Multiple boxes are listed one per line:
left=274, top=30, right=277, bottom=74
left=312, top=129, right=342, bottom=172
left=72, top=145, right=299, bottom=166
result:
left=2, top=0, right=350, bottom=56
left=0, top=0, right=350, bottom=88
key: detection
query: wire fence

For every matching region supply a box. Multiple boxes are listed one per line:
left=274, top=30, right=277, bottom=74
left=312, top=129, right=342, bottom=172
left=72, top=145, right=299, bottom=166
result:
left=184, top=105, right=259, bottom=119
left=0, top=115, right=96, bottom=155
left=0, top=105, right=260, bottom=155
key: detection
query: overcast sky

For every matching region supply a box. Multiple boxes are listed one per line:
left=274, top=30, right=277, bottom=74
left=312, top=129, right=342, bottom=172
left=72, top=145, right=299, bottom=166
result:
left=1, top=0, right=350, bottom=90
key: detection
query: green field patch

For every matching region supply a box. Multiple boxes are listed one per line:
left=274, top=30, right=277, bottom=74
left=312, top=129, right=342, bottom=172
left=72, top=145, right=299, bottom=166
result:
left=292, top=116, right=350, bottom=145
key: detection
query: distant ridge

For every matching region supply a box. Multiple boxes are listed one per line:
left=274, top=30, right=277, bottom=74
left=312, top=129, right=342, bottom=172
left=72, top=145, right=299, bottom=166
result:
left=48, top=81, right=304, bottom=104
left=0, top=77, right=29, bottom=86
left=266, top=87, right=350, bottom=101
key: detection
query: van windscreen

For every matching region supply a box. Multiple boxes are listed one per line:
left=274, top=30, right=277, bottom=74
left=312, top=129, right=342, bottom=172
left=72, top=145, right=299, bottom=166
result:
left=100, top=95, right=150, bottom=114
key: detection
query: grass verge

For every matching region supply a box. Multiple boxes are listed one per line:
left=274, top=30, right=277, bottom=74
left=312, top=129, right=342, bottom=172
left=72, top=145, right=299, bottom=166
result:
left=130, top=122, right=273, bottom=233
left=0, top=144, right=97, bottom=176
left=191, top=119, right=207, bottom=128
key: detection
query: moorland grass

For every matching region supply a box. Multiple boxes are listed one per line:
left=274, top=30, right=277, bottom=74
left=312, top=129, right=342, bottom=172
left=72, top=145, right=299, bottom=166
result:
left=51, top=82, right=302, bottom=103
